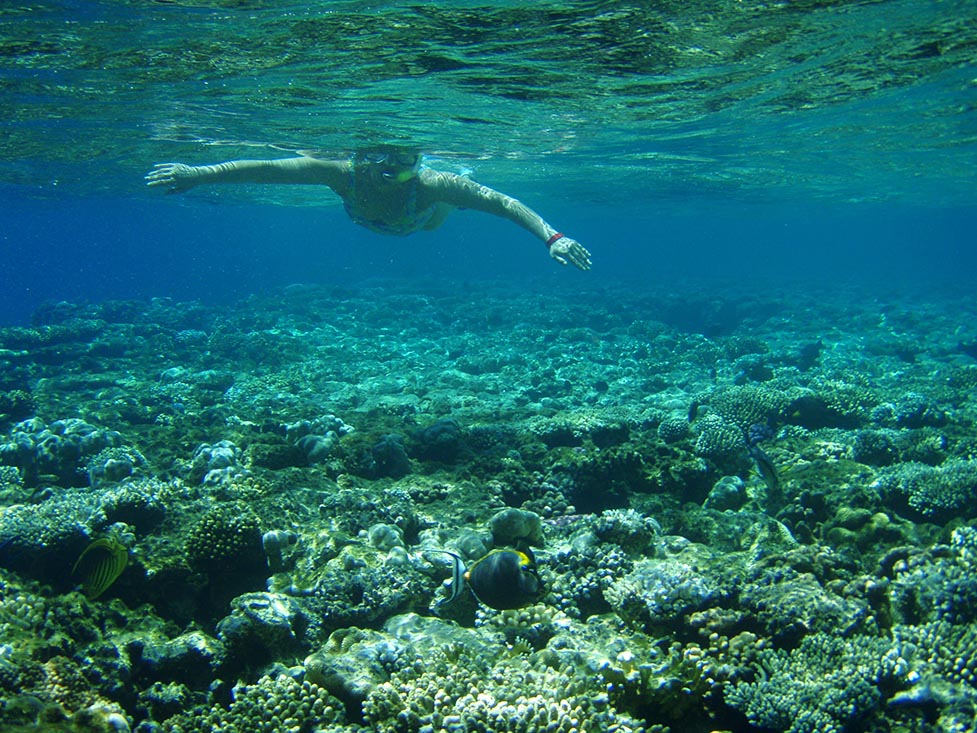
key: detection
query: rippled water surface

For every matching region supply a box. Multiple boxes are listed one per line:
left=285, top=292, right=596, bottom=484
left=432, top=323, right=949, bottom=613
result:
left=3, top=0, right=976, bottom=205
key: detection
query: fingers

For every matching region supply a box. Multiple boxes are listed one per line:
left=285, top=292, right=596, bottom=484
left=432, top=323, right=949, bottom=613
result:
left=549, top=238, right=592, bottom=271
left=568, top=242, right=592, bottom=271
left=573, top=247, right=592, bottom=271
left=146, top=163, right=175, bottom=176
left=145, top=167, right=170, bottom=186
left=145, top=163, right=180, bottom=188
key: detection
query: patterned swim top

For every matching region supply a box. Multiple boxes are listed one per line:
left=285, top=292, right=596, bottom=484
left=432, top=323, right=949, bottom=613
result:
left=343, top=168, right=437, bottom=236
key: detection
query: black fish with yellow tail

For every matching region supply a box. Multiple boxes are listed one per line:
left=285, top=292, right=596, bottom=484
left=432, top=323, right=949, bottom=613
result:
left=431, top=548, right=543, bottom=611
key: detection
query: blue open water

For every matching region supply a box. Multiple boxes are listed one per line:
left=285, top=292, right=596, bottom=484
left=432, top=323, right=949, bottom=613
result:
left=1, top=0, right=975, bottom=323
left=2, top=191, right=975, bottom=326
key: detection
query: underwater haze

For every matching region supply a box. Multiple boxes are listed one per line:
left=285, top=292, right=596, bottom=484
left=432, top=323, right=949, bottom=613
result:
left=4, top=3, right=977, bottom=733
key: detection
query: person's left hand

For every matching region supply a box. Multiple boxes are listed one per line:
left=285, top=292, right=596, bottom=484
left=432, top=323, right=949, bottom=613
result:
left=549, top=236, right=592, bottom=271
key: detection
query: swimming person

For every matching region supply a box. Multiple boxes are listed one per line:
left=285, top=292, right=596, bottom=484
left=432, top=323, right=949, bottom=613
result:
left=145, top=148, right=592, bottom=270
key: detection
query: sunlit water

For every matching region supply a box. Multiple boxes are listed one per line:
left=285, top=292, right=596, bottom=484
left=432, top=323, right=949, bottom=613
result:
left=1, top=0, right=976, bottom=322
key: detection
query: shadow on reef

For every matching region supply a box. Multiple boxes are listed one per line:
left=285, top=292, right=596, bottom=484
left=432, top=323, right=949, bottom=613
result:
left=1, top=285, right=977, bottom=733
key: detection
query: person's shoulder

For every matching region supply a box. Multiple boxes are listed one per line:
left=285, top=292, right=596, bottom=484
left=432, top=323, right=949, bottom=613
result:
left=301, top=157, right=351, bottom=190
left=419, top=166, right=449, bottom=180
left=307, top=157, right=350, bottom=173
left=419, top=167, right=475, bottom=190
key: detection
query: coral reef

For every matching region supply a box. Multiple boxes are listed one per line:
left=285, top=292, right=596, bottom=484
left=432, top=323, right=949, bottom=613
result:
left=0, top=417, right=124, bottom=488
left=166, top=673, right=344, bottom=733
left=724, top=632, right=906, bottom=733
left=872, top=459, right=977, bottom=520
left=1, top=281, right=976, bottom=733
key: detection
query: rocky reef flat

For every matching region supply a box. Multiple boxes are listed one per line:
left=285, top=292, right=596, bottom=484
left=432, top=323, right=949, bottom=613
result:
left=1, top=278, right=976, bottom=733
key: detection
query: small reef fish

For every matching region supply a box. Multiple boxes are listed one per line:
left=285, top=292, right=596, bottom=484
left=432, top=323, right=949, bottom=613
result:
left=430, top=548, right=543, bottom=610
left=71, top=538, right=129, bottom=600
left=747, top=442, right=780, bottom=494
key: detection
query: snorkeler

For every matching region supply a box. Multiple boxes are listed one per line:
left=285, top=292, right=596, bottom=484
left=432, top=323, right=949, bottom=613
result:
left=145, top=148, right=592, bottom=271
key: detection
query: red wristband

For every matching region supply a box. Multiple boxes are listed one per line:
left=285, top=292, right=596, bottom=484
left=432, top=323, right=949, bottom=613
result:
left=545, top=232, right=564, bottom=248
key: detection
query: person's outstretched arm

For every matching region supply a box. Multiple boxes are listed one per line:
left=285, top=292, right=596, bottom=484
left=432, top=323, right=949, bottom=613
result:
left=145, top=157, right=349, bottom=193
left=426, top=171, right=591, bottom=270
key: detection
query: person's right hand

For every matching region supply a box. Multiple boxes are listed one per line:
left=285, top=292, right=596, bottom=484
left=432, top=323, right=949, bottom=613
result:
left=145, top=163, right=199, bottom=193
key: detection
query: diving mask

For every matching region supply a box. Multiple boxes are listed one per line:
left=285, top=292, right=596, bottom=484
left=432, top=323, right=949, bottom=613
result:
left=358, top=151, right=421, bottom=183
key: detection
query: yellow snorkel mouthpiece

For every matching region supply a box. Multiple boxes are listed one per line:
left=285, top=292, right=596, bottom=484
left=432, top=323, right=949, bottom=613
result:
left=389, top=168, right=416, bottom=183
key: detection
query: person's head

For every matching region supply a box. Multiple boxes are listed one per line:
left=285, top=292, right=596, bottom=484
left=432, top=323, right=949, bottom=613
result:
left=353, top=147, right=422, bottom=184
